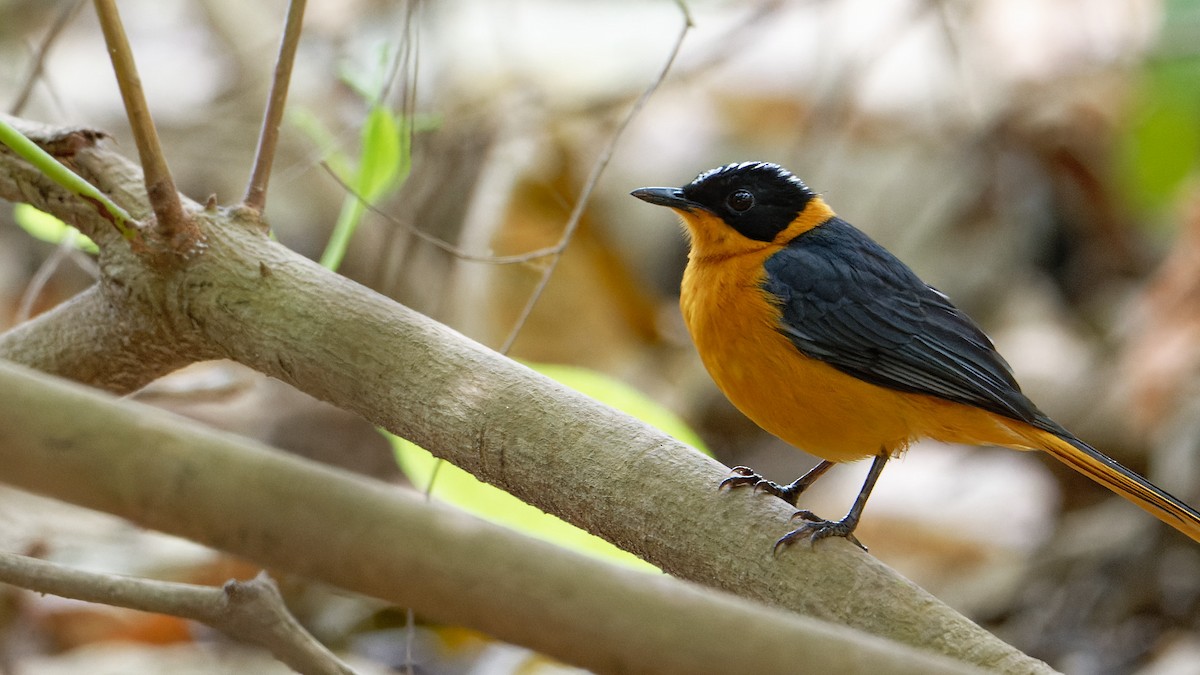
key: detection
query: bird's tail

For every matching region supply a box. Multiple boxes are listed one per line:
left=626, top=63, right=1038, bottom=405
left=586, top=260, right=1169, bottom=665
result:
left=1026, top=427, right=1200, bottom=544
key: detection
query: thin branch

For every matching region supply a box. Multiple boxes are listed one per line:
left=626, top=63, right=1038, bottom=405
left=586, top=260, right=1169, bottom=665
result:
left=0, top=554, right=355, bottom=675
left=8, top=0, right=85, bottom=116
left=243, top=0, right=308, bottom=212
left=317, top=2, right=686, bottom=274
left=16, top=245, right=70, bottom=323
left=369, top=0, right=420, bottom=285
left=15, top=235, right=97, bottom=324
left=498, top=0, right=694, bottom=354
left=92, top=0, right=188, bottom=239
left=377, top=0, right=419, bottom=107
left=668, top=0, right=786, bottom=84
left=319, top=161, right=560, bottom=264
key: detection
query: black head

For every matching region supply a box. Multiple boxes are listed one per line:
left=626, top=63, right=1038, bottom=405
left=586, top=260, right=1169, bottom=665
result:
left=632, top=162, right=816, bottom=242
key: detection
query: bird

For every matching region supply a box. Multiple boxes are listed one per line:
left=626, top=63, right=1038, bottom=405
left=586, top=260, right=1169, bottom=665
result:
left=631, top=161, right=1200, bottom=551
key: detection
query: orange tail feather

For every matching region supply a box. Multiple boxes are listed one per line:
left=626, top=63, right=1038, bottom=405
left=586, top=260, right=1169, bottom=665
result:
left=1025, top=428, right=1200, bottom=544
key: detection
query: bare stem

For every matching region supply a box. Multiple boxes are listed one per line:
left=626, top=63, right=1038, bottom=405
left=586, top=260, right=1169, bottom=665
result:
left=498, top=1, right=693, bottom=354
left=8, top=0, right=85, bottom=115
left=243, top=0, right=308, bottom=212
left=0, top=554, right=354, bottom=675
left=92, top=0, right=187, bottom=238
left=319, top=161, right=561, bottom=264
left=15, top=238, right=96, bottom=324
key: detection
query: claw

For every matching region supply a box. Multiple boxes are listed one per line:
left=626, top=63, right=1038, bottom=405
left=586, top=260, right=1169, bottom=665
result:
left=719, top=466, right=805, bottom=504
left=718, top=466, right=762, bottom=491
left=773, top=517, right=868, bottom=554
left=723, top=456, right=884, bottom=553
left=788, top=509, right=824, bottom=523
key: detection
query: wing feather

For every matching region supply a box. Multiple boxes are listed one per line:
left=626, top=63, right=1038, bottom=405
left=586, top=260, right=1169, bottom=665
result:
left=762, top=217, right=1046, bottom=426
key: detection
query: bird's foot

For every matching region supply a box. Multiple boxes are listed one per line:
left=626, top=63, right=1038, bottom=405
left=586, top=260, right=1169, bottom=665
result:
left=772, top=510, right=867, bottom=553
left=719, top=466, right=804, bottom=506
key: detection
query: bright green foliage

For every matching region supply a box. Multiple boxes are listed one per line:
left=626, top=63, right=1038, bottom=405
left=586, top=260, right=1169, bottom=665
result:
left=13, top=203, right=98, bottom=254
left=531, top=363, right=708, bottom=452
left=1120, top=63, right=1200, bottom=210
left=1118, top=0, right=1200, bottom=213
left=391, top=363, right=711, bottom=572
left=289, top=42, right=423, bottom=271
left=296, top=103, right=412, bottom=271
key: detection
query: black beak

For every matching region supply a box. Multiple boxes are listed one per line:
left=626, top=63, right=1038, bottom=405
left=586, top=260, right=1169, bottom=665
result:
left=630, top=186, right=700, bottom=211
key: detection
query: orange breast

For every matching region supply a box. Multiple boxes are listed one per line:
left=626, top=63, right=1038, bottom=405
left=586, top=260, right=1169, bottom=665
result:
left=681, top=252, right=1035, bottom=462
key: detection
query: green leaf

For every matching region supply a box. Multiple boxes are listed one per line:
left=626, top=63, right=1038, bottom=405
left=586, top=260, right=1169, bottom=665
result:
left=355, top=105, right=404, bottom=202
left=13, top=203, right=98, bottom=253
left=1118, top=59, right=1200, bottom=211
left=310, top=104, right=414, bottom=271
left=1117, top=1, right=1200, bottom=213
left=390, top=363, right=710, bottom=572
left=393, top=440, right=659, bottom=571
left=1123, top=100, right=1200, bottom=209
left=530, top=362, right=709, bottom=453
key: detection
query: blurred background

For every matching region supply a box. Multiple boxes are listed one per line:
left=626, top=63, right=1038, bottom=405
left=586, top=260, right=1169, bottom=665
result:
left=3, top=0, right=1200, bottom=672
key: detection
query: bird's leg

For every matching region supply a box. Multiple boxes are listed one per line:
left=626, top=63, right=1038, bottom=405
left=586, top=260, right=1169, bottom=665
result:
left=775, top=453, right=889, bottom=553
left=720, top=460, right=836, bottom=506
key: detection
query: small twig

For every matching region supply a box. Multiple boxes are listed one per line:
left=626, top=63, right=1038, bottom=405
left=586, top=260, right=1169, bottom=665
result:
left=16, top=244, right=71, bottom=324
left=317, top=2, right=692, bottom=276
left=402, top=606, right=416, bottom=675
left=930, top=0, right=986, bottom=126
left=243, top=0, right=308, bottom=212
left=319, top=161, right=560, bottom=264
left=377, top=0, right=419, bottom=107
left=498, top=0, right=694, bottom=354
left=670, top=0, right=784, bottom=82
left=0, top=553, right=356, bottom=675
left=16, top=235, right=98, bottom=324
left=8, top=0, right=85, bottom=116
left=369, top=1, right=420, bottom=285
left=92, top=0, right=187, bottom=239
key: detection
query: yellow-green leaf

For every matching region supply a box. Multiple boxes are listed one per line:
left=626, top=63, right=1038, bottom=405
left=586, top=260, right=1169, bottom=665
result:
left=356, top=105, right=403, bottom=201
left=390, top=363, right=710, bottom=572
left=13, top=203, right=98, bottom=253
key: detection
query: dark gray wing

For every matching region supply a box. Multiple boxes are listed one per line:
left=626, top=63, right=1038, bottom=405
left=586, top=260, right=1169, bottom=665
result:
left=762, top=217, right=1050, bottom=427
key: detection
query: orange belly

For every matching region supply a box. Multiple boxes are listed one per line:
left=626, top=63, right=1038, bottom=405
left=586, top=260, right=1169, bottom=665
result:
left=681, top=253, right=1035, bottom=462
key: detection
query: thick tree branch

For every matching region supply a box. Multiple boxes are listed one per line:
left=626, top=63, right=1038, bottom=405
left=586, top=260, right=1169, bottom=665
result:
left=0, top=116, right=217, bottom=389
left=0, top=285, right=203, bottom=392
left=0, top=116, right=1051, bottom=673
left=0, top=361, right=978, bottom=675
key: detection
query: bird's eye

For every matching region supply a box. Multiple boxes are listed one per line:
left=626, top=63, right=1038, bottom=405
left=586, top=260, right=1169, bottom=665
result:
left=726, top=189, right=754, bottom=213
